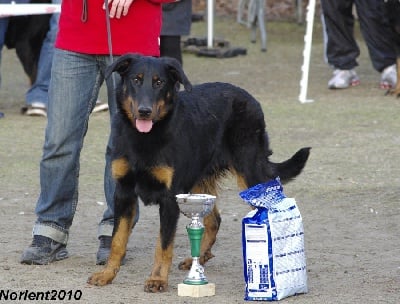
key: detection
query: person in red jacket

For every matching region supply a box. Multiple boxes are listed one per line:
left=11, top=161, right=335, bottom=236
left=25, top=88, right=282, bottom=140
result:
left=20, top=0, right=172, bottom=265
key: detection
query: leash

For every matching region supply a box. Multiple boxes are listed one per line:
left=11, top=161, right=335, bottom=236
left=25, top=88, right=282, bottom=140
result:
left=81, top=0, right=88, bottom=22
left=81, top=0, right=114, bottom=65
left=104, top=0, right=114, bottom=65
left=98, top=0, right=117, bottom=96
left=104, top=0, right=116, bottom=92
left=81, top=0, right=116, bottom=99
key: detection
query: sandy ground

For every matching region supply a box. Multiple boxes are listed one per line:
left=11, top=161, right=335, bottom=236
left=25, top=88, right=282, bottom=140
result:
left=0, top=18, right=399, bottom=303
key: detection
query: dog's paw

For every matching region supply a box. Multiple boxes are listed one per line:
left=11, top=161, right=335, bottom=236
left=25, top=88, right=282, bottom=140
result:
left=87, top=269, right=117, bottom=286
left=385, top=87, right=400, bottom=97
left=178, top=251, right=215, bottom=270
left=178, top=257, right=193, bottom=270
left=144, top=278, right=168, bottom=293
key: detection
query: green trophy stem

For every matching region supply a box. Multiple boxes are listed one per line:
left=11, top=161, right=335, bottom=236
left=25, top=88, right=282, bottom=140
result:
left=175, top=194, right=216, bottom=287
left=187, top=226, right=204, bottom=257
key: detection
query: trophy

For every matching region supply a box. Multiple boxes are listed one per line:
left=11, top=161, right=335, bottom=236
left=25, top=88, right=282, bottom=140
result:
left=176, top=193, right=217, bottom=297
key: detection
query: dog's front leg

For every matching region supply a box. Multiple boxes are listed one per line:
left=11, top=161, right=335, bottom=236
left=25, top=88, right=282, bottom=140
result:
left=144, top=199, right=180, bottom=292
left=88, top=161, right=137, bottom=286
left=88, top=214, right=134, bottom=285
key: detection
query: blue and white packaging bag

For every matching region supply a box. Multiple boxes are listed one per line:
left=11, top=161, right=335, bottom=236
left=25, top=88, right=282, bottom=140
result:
left=240, top=178, right=308, bottom=301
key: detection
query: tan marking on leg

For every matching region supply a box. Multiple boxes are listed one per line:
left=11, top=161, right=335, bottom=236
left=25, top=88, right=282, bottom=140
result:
left=111, top=158, right=130, bottom=179
left=108, top=217, right=132, bottom=268
left=150, top=166, right=174, bottom=189
left=236, top=173, right=248, bottom=190
left=200, top=205, right=220, bottom=264
left=233, top=170, right=255, bottom=211
left=229, top=167, right=248, bottom=190
left=190, top=176, right=219, bottom=195
left=88, top=211, right=136, bottom=286
left=144, top=233, right=174, bottom=292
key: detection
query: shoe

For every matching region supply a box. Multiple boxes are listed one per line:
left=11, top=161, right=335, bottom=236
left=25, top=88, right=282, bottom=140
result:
left=96, top=235, right=126, bottom=265
left=20, top=235, right=69, bottom=265
left=92, top=100, right=108, bottom=113
left=328, top=69, right=360, bottom=89
left=380, top=64, right=397, bottom=89
left=21, top=102, right=47, bottom=117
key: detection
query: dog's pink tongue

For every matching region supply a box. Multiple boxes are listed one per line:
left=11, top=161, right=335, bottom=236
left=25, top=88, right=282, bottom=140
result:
left=136, top=119, right=153, bottom=133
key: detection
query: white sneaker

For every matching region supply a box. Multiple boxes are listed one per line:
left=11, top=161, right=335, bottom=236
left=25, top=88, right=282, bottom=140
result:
left=92, top=100, right=109, bottom=113
left=23, top=102, right=47, bottom=117
left=328, top=69, right=360, bottom=89
left=380, top=64, right=397, bottom=89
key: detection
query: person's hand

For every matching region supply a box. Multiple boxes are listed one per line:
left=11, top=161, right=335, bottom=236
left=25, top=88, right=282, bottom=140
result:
left=103, top=0, right=135, bottom=19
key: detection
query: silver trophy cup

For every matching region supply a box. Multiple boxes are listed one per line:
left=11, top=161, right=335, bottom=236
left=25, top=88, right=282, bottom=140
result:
left=176, top=193, right=216, bottom=285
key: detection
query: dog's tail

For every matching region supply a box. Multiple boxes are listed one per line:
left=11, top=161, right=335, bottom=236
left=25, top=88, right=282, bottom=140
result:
left=269, top=147, right=311, bottom=183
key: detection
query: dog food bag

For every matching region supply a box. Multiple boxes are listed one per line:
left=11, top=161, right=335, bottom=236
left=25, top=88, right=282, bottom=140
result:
left=239, top=178, right=308, bottom=301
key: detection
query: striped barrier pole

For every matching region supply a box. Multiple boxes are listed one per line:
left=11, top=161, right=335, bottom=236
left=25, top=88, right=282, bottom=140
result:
left=298, top=0, right=315, bottom=103
left=0, top=3, right=61, bottom=17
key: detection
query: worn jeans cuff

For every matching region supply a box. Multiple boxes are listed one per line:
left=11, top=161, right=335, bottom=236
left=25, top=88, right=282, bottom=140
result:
left=33, top=222, right=69, bottom=245
left=97, top=222, right=114, bottom=238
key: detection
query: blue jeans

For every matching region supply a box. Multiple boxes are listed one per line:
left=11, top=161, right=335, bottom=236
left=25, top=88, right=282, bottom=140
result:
left=25, top=0, right=61, bottom=107
left=0, top=17, right=8, bottom=89
left=32, top=49, right=121, bottom=244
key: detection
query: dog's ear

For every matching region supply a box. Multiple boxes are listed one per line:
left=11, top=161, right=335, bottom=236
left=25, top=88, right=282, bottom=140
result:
left=161, top=57, right=192, bottom=92
left=105, top=53, right=142, bottom=79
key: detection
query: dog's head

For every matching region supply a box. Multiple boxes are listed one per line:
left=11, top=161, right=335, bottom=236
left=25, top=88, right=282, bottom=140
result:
left=106, top=53, right=192, bottom=133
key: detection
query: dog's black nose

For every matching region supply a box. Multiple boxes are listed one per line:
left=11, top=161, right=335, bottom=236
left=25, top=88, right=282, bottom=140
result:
left=138, top=106, right=152, bottom=118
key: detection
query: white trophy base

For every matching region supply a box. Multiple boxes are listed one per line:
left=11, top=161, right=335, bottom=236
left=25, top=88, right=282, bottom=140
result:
left=177, top=283, right=215, bottom=297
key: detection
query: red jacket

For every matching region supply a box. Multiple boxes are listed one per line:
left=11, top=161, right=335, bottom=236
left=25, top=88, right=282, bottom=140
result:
left=56, top=0, right=171, bottom=56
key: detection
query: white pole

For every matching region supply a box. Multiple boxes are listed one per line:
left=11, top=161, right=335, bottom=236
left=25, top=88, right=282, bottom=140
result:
left=0, top=4, right=61, bottom=17
left=207, top=0, right=214, bottom=48
left=298, top=0, right=316, bottom=103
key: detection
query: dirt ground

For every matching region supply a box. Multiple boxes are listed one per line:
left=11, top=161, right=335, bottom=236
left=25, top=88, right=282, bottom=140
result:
left=0, top=17, right=399, bottom=304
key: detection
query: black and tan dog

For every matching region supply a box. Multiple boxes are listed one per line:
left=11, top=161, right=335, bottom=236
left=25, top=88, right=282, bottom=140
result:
left=87, top=54, right=311, bottom=292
